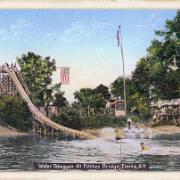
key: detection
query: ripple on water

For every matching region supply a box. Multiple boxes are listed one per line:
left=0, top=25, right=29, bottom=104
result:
left=0, top=132, right=180, bottom=170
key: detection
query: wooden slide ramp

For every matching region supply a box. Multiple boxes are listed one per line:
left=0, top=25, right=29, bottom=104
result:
left=0, top=64, right=95, bottom=140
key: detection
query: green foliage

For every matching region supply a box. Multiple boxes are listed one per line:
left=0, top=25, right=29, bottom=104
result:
left=53, top=107, right=81, bottom=130
left=146, top=11, right=180, bottom=99
left=110, top=76, right=135, bottom=98
left=132, top=58, right=150, bottom=98
left=53, top=92, right=68, bottom=108
left=17, top=52, right=56, bottom=103
left=74, top=87, right=106, bottom=109
left=146, top=39, right=180, bottom=99
left=17, top=52, right=65, bottom=115
left=0, top=96, right=32, bottom=131
left=81, top=114, right=126, bottom=129
left=93, top=84, right=111, bottom=100
left=53, top=106, right=126, bottom=130
left=128, top=92, right=150, bottom=118
left=128, top=114, right=141, bottom=123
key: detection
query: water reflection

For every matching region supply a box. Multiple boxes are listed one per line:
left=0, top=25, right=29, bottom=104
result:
left=0, top=131, right=180, bottom=171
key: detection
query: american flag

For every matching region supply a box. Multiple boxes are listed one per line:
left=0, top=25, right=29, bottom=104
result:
left=60, top=67, right=70, bottom=85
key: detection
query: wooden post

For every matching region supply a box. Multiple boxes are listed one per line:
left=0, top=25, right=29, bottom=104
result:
left=39, top=126, right=42, bottom=138
left=65, top=132, right=67, bottom=139
left=36, top=122, right=39, bottom=134
left=87, top=106, right=89, bottom=117
left=73, top=133, right=75, bottom=140
left=44, top=126, right=47, bottom=136
left=32, top=121, right=36, bottom=134
left=56, top=131, right=59, bottom=140
left=51, top=128, right=54, bottom=138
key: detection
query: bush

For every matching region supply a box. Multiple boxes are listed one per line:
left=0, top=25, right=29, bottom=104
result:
left=53, top=107, right=81, bottom=130
left=80, top=114, right=126, bottom=129
left=0, top=96, right=32, bottom=131
left=53, top=107, right=127, bottom=130
left=128, top=114, right=141, bottom=123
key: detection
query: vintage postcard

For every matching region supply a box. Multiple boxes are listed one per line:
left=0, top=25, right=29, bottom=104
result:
left=0, top=3, right=180, bottom=180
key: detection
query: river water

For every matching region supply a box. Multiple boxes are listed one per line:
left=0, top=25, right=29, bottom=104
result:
left=0, top=128, right=180, bottom=171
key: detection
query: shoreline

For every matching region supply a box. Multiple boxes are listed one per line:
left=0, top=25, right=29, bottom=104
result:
left=85, top=125, right=180, bottom=138
left=152, top=125, right=180, bottom=135
left=0, top=125, right=29, bottom=138
left=1, top=124, right=180, bottom=138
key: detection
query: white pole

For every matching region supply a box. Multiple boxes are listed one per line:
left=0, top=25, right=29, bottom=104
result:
left=118, top=25, right=127, bottom=117
left=120, top=139, right=121, bottom=162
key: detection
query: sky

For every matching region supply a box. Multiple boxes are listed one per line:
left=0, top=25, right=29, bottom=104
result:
left=0, top=10, right=177, bottom=102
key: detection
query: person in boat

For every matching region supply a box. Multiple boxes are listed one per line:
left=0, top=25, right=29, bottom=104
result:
left=140, top=142, right=150, bottom=151
left=124, top=118, right=135, bottom=133
left=134, top=124, right=144, bottom=138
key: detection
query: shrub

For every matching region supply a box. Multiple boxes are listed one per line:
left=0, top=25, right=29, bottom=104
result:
left=80, top=114, right=126, bottom=129
left=53, top=107, right=127, bottom=130
left=52, top=107, right=81, bottom=130
left=0, top=96, right=32, bottom=131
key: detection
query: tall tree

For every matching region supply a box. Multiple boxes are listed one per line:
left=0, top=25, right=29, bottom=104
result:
left=93, top=84, right=111, bottom=100
left=132, top=58, right=150, bottom=98
left=17, top=52, right=63, bottom=115
left=53, top=92, right=68, bottom=108
left=110, top=76, right=135, bottom=98
left=146, top=11, right=180, bottom=99
left=130, top=11, right=180, bottom=101
left=74, top=88, right=106, bottom=109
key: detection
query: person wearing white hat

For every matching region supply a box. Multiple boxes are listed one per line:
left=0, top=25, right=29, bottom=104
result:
left=124, top=117, right=135, bottom=133
left=127, top=118, right=132, bottom=129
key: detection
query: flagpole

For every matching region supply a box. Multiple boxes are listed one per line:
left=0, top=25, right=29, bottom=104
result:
left=118, top=25, right=127, bottom=117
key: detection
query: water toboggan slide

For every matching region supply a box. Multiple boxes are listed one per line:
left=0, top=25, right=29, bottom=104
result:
left=0, top=64, right=95, bottom=140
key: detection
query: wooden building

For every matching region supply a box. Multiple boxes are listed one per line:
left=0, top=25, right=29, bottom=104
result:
left=106, top=97, right=126, bottom=117
left=150, top=99, right=180, bottom=126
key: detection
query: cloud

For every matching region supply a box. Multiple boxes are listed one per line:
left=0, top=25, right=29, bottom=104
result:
left=46, top=32, right=57, bottom=38
left=62, top=21, right=89, bottom=44
left=0, top=28, right=8, bottom=40
left=148, top=13, right=166, bottom=30
left=127, top=13, right=165, bottom=31
left=62, top=21, right=112, bottom=44
left=127, top=23, right=147, bottom=29
left=0, top=18, right=35, bottom=40
left=90, top=21, right=112, bottom=31
left=10, top=18, right=34, bottom=38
